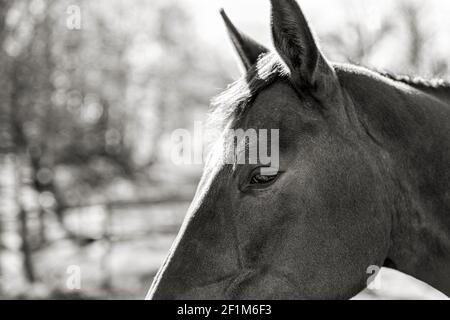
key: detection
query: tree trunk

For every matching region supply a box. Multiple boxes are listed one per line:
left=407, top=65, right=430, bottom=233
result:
left=14, top=156, right=36, bottom=283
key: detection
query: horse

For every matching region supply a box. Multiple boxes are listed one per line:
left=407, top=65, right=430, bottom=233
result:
left=147, top=0, right=450, bottom=299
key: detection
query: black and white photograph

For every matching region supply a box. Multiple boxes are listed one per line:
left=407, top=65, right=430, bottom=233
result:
left=0, top=0, right=449, bottom=304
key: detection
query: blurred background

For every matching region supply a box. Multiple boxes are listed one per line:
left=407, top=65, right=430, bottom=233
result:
left=0, top=0, right=449, bottom=299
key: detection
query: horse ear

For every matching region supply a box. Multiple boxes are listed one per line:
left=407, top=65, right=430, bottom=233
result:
left=220, top=9, right=269, bottom=71
left=270, top=0, right=338, bottom=98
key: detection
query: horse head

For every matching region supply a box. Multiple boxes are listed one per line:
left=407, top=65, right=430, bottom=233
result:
left=148, top=0, right=450, bottom=299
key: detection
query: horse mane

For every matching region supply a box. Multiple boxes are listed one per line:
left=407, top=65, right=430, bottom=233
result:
left=376, top=70, right=450, bottom=90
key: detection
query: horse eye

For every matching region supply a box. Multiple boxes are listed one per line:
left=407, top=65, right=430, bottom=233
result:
left=250, top=172, right=278, bottom=185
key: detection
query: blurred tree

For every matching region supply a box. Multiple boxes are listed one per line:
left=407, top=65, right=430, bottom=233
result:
left=0, top=0, right=13, bottom=149
left=0, top=0, right=139, bottom=284
left=0, top=0, right=14, bottom=293
left=400, top=1, right=449, bottom=77
left=324, top=13, right=394, bottom=66
left=126, top=1, right=229, bottom=169
left=322, top=0, right=450, bottom=79
left=402, top=1, right=424, bottom=71
left=5, top=0, right=137, bottom=242
left=0, top=0, right=226, bottom=291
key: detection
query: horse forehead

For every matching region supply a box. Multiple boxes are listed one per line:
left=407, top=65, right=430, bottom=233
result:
left=240, top=81, right=301, bottom=129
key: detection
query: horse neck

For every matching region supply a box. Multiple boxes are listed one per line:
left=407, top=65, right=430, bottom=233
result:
left=343, top=68, right=450, bottom=296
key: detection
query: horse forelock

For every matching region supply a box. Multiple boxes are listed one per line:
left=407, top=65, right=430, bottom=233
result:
left=208, top=52, right=288, bottom=135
